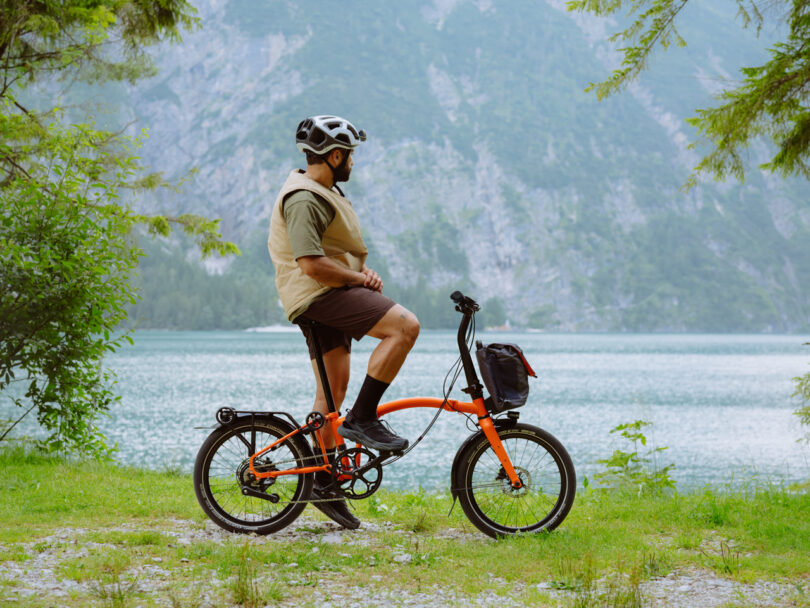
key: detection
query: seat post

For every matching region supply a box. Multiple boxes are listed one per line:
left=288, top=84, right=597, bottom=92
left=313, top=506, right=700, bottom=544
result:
left=298, top=320, right=339, bottom=415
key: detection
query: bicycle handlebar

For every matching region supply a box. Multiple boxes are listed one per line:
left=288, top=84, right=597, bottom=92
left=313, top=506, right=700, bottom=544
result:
left=450, top=291, right=483, bottom=398
left=450, top=291, right=479, bottom=313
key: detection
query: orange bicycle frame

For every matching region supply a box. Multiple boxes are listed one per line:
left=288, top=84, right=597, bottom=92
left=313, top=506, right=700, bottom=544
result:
left=248, top=396, right=524, bottom=488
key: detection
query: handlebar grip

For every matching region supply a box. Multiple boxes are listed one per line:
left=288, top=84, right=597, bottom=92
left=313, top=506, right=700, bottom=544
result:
left=450, top=290, right=479, bottom=311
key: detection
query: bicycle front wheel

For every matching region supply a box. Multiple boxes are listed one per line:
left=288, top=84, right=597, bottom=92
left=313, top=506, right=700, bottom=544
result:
left=455, top=423, right=576, bottom=538
left=193, top=415, right=313, bottom=535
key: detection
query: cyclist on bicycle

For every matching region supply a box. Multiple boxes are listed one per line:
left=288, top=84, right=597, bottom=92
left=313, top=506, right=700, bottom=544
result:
left=267, top=115, right=420, bottom=529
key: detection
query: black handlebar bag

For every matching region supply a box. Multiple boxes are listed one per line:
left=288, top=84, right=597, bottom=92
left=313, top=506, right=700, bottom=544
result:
left=475, top=342, right=537, bottom=414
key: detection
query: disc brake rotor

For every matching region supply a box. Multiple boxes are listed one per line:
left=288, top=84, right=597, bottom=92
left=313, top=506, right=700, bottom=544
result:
left=499, top=466, right=530, bottom=497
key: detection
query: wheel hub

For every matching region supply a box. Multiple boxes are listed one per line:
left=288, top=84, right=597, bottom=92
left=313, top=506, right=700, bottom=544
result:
left=499, top=466, right=530, bottom=496
left=236, top=459, right=276, bottom=490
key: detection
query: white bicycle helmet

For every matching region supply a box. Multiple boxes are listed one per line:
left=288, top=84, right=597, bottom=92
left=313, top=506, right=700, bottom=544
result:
left=296, top=115, right=366, bottom=155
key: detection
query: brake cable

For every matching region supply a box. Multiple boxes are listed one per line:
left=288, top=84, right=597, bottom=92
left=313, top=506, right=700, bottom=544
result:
left=378, top=309, right=478, bottom=466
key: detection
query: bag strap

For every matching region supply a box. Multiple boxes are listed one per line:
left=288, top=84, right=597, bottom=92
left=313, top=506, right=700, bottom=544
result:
left=493, top=343, right=537, bottom=378
left=514, top=346, right=537, bottom=378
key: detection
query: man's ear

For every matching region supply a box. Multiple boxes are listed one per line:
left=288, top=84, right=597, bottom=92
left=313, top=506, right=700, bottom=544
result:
left=329, top=149, right=344, bottom=166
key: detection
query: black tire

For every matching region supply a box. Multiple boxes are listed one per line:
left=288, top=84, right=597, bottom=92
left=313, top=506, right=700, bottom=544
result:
left=193, top=415, right=314, bottom=534
left=454, top=423, right=576, bottom=538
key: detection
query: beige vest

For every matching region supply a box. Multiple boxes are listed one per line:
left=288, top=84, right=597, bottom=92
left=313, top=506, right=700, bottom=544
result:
left=268, top=170, right=368, bottom=320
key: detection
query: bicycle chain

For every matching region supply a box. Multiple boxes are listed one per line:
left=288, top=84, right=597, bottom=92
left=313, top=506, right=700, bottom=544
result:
left=242, top=448, right=390, bottom=504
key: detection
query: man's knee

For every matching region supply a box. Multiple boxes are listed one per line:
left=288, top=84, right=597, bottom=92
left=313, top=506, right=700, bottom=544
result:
left=403, top=313, right=420, bottom=346
left=394, top=310, right=419, bottom=351
left=370, top=305, right=419, bottom=345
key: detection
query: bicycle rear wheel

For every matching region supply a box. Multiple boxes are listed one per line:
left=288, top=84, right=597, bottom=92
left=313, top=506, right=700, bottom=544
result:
left=193, top=415, right=313, bottom=534
left=454, top=422, right=575, bottom=538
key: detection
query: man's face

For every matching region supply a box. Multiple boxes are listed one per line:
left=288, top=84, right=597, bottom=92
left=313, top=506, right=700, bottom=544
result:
left=334, top=149, right=353, bottom=183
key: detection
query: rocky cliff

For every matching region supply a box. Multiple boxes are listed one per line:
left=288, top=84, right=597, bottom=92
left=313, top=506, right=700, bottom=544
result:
left=112, top=0, right=810, bottom=330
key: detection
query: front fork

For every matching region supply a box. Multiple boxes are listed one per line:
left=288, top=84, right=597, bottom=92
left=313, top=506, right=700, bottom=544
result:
left=477, top=403, right=523, bottom=489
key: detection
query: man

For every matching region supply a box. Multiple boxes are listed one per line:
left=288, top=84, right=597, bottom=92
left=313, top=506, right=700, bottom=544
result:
left=267, top=115, right=420, bottom=529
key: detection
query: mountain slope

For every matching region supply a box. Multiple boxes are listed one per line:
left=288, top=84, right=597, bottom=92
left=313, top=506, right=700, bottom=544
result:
left=112, top=0, right=810, bottom=330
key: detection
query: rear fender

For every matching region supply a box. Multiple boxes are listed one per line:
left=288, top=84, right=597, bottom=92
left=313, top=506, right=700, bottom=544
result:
left=215, top=407, right=302, bottom=432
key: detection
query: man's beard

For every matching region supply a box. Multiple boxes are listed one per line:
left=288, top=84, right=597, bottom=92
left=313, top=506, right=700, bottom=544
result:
left=334, top=164, right=352, bottom=183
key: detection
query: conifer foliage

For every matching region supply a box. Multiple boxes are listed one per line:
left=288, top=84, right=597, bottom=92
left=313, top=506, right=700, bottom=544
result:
left=0, top=1, right=235, bottom=455
left=568, top=0, right=810, bottom=184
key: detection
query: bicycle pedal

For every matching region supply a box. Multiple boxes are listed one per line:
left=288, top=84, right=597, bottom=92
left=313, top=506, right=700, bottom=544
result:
left=376, top=449, right=402, bottom=459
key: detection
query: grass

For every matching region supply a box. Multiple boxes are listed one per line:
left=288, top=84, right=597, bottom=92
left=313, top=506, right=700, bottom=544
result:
left=0, top=445, right=808, bottom=607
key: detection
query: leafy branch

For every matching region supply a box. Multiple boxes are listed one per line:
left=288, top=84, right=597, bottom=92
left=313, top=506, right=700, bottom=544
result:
left=567, top=0, right=810, bottom=185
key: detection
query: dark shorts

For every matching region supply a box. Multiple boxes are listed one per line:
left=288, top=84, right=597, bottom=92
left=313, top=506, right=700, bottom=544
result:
left=297, top=287, right=397, bottom=359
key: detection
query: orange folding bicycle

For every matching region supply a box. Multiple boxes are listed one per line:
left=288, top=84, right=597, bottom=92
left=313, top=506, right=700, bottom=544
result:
left=193, top=291, right=576, bottom=538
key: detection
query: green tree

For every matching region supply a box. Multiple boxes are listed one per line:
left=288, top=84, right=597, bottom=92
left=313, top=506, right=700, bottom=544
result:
left=567, top=0, right=810, bottom=185
left=0, top=1, right=236, bottom=455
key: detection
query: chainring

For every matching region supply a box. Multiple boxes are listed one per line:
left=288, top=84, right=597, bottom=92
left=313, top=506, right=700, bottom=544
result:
left=331, top=447, right=383, bottom=499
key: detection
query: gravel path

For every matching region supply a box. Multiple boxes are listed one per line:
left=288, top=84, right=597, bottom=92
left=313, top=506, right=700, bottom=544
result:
left=0, top=517, right=802, bottom=607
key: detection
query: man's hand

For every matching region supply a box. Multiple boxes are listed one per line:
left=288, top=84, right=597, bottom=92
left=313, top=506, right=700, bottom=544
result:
left=297, top=256, right=383, bottom=291
left=361, top=267, right=383, bottom=292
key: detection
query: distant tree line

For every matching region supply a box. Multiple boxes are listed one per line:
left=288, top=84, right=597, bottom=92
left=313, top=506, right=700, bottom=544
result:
left=128, top=229, right=510, bottom=331
left=127, top=230, right=283, bottom=330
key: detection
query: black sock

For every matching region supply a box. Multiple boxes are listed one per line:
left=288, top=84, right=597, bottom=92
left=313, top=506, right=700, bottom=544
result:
left=349, top=375, right=390, bottom=421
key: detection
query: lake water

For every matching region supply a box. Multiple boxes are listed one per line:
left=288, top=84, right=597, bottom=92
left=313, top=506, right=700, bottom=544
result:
left=7, top=331, right=810, bottom=491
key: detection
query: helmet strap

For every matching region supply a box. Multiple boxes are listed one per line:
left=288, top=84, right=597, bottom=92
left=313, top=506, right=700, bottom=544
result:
left=323, top=157, right=337, bottom=186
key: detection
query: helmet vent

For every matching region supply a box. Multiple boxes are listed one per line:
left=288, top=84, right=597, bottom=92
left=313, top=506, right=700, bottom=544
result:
left=309, top=129, right=326, bottom=145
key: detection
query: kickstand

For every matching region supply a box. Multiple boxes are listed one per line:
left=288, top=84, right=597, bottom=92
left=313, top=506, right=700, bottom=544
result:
left=447, top=494, right=458, bottom=517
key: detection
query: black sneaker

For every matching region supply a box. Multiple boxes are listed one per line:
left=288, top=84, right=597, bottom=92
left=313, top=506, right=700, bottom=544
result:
left=338, top=416, right=409, bottom=452
left=310, top=479, right=360, bottom=530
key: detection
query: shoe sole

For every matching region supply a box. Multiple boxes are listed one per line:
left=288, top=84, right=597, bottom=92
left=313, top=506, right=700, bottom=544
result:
left=337, top=424, right=409, bottom=452
left=311, top=489, right=361, bottom=530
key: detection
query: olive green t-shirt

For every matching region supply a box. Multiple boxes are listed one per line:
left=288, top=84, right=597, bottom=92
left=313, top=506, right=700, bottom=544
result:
left=282, top=190, right=336, bottom=259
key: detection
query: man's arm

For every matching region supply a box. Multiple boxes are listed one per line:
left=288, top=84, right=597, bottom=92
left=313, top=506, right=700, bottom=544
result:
left=297, top=256, right=382, bottom=292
